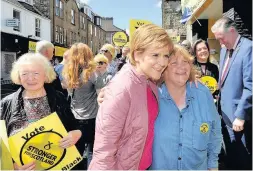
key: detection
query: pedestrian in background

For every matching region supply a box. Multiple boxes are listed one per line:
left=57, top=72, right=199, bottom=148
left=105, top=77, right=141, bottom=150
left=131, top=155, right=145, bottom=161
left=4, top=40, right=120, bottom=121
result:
left=93, top=54, right=112, bottom=94
left=117, top=45, right=130, bottom=71
left=36, top=40, right=67, bottom=98
left=100, top=44, right=118, bottom=76
left=62, top=43, right=105, bottom=169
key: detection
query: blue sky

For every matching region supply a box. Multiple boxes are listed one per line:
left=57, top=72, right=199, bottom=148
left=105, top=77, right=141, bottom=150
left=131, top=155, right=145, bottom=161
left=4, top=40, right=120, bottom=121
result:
left=81, top=0, right=162, bottom=33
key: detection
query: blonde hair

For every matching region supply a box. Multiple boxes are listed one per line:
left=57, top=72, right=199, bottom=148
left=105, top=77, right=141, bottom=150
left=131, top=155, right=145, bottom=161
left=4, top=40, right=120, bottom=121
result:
left=101, top=44, right=116, bottom=59
left=10, top=53, right=56, bottom=84
left=62, top=43, right=96, bottom=88
left=94, top=54, right=108, bottom=64
left=170, top=44, right=196, bottom=81
left=129, top=24, right=173, bottom=66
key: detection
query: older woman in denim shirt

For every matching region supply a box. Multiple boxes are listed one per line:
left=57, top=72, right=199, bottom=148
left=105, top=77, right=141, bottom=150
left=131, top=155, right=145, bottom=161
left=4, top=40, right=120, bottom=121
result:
left=151, top=45, right=222, bottom=170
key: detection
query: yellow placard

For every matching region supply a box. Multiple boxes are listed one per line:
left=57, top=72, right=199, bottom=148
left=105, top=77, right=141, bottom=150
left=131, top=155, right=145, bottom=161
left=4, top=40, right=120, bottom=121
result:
left=200, top=76, right=218, bottom=94
left=28, top=41, right=37, bottom=51
left=170, top=36, right=181, bottom=43
left=0, top=120, right=14, bottom=170
left=129, top=19, right=152, bottom=39
left=55, top=46, right=68, bottom=57
left=8, top=113, right=82, bottom=170
left=112, top=32, right=128, bottom=47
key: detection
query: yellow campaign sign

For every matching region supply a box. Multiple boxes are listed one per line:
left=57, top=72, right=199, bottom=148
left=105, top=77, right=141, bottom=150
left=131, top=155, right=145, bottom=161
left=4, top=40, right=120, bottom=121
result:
left=29, top=41, right=37, bottom=51
left=171, top=36, right=180, bottom=43
left=129, top=19, right=152, bottom=39
left=200, top=76, right=218, bottom=94
left=0, top=120, right=14, bottom=170
left=8, top=113, right=82, bottom=170
left=55, top=46, right=68, bottom=57
left=112, top=32, right=128, bottom=47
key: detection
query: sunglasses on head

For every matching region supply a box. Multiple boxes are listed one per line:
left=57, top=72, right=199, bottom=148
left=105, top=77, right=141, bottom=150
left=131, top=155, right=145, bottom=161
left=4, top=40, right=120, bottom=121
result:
left=101, top=49, right=109, bottom=53
left=97, top=61, right=106, bottom=65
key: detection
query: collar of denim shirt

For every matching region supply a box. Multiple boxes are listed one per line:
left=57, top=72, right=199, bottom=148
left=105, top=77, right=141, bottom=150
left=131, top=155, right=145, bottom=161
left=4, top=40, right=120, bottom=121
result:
left=159, top=82, right=194, bottom=102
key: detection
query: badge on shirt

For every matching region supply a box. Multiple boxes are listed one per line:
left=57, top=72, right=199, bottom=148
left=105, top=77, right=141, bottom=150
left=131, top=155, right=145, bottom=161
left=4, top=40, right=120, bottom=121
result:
left=200, top=123, right=209, bottom=134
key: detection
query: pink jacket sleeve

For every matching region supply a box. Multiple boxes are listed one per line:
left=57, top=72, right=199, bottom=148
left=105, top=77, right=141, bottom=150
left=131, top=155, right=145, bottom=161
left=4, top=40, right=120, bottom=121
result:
left=88, top=85, right=130, bottom=170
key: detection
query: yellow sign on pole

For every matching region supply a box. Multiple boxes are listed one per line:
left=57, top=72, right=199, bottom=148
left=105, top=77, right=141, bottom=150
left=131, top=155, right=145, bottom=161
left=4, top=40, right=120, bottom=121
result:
left=112, top=32, right=128, bottom=47
left=0, top=120, right=14, bottom=170
left=28, top=41, right=37, bottom=52
left=129, top=19, right=152, bottom=39
left=200, top=76, right=218, bottom=94
left=8, top=113, right=82, bottom=170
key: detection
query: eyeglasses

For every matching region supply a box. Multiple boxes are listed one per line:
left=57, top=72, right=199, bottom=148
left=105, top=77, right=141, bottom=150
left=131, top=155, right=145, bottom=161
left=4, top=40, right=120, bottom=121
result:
left=97, top=61, right=106, bottom=65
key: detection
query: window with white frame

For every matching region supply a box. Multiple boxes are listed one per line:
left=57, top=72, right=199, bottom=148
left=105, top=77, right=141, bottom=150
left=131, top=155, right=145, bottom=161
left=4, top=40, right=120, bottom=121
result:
left=83, top=17, right=85, bottom=29
left=90, top=24, right=92, bottom=35
left=55, top=0, right=60, bottom=16
left=60, top=27, right=63, bottom=44
left=13, top=10, right=20, bottom=31
left=64, top=29, right=67, bottom=45
left=71, top=9, right=75, bottom=24
left=69, top=31, right=72, bottom=46
left=35, top=18, right=41, bottom=37
left=95, top=26, right=97, bottom=37
left=55, top=26, right=59, bottom=43
left=59, top=1, right=63, bottom=18
left=80, top=15, right=83, bottom=29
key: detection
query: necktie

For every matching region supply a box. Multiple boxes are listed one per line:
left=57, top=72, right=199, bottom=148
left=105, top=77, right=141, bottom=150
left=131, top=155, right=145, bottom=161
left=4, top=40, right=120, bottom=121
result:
left=220, top=49, right=234, bottom=85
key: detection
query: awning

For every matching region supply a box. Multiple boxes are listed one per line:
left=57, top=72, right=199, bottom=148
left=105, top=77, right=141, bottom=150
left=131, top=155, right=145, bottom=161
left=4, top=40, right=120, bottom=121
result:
left=186, top=0, right=222, bottom=25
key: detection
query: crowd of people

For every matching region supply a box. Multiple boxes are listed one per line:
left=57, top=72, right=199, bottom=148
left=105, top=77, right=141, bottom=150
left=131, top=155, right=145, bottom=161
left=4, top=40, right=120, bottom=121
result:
left=0, top=16, right=252, bottom=170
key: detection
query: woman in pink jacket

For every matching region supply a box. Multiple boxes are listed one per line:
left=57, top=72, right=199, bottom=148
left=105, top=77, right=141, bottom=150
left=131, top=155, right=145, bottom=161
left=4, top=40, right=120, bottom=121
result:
left=88, top=24, right=174, bottom=170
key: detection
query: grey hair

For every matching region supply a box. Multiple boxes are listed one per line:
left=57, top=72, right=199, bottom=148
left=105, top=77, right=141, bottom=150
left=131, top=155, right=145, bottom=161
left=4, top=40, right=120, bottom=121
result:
left=36, top=40, right=54, bottom=54
left=211, top=17, right=237, bottom=33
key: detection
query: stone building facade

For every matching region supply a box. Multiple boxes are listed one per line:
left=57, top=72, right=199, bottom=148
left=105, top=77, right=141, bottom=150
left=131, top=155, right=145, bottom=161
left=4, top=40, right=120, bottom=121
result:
left=162, top=0, right=187, bottom=41
left=33, top=0, right=106, bottom=55
left=101, top=17, right=125, bottom=45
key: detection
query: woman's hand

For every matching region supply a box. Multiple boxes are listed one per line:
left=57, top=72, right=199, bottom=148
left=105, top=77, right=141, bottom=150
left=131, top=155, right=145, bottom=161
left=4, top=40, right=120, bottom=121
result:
left=14, top=161, right=36, bottom=170
left=97, top=88, right=105, bottom=105
left=59, top=130, right=82, bottom=148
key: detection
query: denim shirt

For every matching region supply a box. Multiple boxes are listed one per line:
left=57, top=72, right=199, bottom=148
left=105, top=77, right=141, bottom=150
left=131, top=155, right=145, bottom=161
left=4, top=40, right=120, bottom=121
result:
left=151, top=82, right=222, bottom=170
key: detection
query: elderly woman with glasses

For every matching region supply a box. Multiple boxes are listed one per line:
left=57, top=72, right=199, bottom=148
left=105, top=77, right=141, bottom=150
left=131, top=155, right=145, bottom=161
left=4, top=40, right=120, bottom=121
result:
left=0, top=53, right=82, bottom=170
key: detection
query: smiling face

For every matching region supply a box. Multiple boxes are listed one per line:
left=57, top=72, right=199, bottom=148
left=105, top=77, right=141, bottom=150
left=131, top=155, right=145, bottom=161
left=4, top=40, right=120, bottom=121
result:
left=164, top=52, right=191, bottom=87
left=196, top=42, right=209, bottom=63
left=19, top=63, right=46, bottom=92
left=135, top=45, right=171, bottom=81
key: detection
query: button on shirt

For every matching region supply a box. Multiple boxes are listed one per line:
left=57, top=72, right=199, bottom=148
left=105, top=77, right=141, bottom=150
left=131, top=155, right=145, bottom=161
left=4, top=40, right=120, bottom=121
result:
left=151, top=83, right=222, bottom=170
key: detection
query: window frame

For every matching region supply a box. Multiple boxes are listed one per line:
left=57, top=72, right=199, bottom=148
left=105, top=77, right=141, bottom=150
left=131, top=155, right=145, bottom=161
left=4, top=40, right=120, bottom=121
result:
left=35, top=18, right=41, bottom=37
left=13, top=9, right=21, bottom=32
left=71, top=9, right=75, bottom=24
left=55, top=26, right=59, bottom=43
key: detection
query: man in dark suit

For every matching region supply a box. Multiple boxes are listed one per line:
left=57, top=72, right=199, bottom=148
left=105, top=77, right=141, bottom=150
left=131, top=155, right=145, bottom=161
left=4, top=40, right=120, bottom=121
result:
left=211, top=17, right=252, bottom=170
